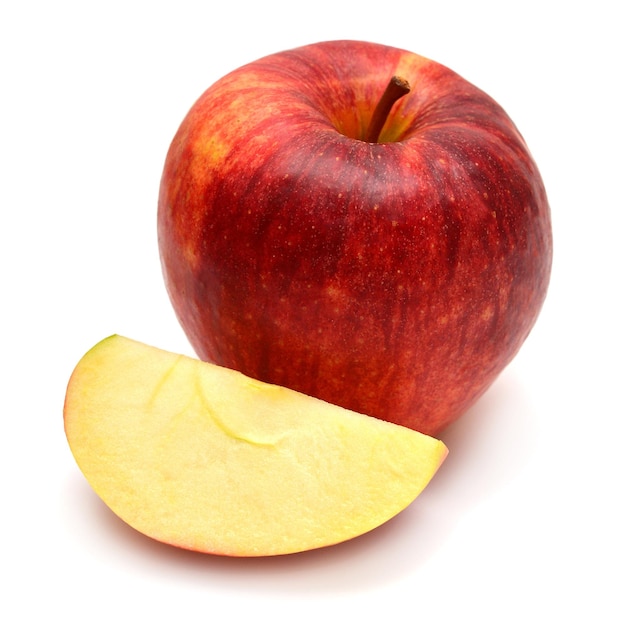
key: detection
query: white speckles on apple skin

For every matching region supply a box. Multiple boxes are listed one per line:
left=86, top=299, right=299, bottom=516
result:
left=158, top=41, right=551, bottom=436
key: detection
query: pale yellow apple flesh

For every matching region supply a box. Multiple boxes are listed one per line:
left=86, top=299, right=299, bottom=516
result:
left=64, top=335, right=448, bottom=557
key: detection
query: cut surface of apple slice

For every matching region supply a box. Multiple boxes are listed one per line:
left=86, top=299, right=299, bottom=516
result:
left=64, top=335, right=448, bottom=557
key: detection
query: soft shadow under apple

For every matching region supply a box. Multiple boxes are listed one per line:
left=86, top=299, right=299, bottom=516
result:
left=432, top=365, right=539, bottom=511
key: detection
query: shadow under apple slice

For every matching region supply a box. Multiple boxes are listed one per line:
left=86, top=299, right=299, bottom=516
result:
left=62, top=365, right=536, bottom=592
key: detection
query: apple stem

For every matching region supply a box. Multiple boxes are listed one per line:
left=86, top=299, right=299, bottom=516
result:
left=364, top=76, right=411, bottom=143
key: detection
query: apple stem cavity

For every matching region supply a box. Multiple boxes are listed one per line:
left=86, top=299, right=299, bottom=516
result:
left=364, top=76, right=411, bottom=143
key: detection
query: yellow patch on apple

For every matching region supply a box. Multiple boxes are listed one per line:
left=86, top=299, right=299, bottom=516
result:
left=64, top=335, right=448, bottom=556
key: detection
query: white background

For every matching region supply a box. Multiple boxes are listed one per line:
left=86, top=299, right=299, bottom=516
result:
left=3, top=1, right=624, bottom=624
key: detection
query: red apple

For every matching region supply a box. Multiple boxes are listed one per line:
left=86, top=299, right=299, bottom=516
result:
left=157, top=40, right=552, bottom=436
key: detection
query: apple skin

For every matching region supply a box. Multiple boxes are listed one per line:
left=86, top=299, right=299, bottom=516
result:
left=157, top=40, right=552, bottom=436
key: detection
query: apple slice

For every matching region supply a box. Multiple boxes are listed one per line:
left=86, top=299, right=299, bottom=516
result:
left=64, top=335, right=448, bottom=556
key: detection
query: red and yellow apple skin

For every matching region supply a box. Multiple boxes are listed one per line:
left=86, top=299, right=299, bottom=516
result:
left=158, top=40, right=552, bottom=436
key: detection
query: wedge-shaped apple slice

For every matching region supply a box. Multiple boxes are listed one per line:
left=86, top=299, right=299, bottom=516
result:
left=64, top=335, right=448, bottom=556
